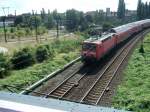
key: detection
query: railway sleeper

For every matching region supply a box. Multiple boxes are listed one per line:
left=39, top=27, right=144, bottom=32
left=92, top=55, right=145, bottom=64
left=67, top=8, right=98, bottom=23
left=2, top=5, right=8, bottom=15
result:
left=53, top=90, right=66, bottom=95
left=86, top=95, right=99, bottom=101
left=51, top=92, right=64, bottom=97
left=49, top=94, right=62, bottom=98
left=83, top=99, right=96, bottom=104
left=60, top=85, right=72, bottom=89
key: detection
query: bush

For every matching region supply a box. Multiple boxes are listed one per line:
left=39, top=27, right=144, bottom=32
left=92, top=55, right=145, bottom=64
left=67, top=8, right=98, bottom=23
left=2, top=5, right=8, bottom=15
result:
left=11, top=48, right=34, bottom=69
left=25, top=28, right=32, bottom=36
left=10, top=27, right=15, bottom=33
left=35, top=46, right=49, bottom=62
left=37, top=27, right=48, bottom=35
left=102, top=22, right=114, bottom=32
left=0, top=53, right=10, bottom=78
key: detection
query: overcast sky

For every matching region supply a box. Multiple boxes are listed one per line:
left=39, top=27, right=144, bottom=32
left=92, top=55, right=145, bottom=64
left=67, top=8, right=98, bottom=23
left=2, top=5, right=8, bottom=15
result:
left=0, top=0, right=150, bottom=16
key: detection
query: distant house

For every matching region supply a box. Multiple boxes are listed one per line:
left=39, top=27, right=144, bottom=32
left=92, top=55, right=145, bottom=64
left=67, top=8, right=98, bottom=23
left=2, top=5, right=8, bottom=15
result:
left=0, top=21, right=14, bottom=27
left=0, top=15, right=15, bottom=27
left=125, top=10, right=137, bottom=17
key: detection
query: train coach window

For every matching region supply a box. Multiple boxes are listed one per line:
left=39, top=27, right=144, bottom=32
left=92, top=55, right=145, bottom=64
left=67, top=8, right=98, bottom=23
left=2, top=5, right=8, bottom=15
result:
left=83, top=43, right=96, bottom=51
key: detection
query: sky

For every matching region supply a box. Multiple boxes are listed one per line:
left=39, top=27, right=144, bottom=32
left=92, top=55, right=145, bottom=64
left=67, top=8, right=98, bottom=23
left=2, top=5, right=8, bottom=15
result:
left=0, top=0, right=150, bottom=16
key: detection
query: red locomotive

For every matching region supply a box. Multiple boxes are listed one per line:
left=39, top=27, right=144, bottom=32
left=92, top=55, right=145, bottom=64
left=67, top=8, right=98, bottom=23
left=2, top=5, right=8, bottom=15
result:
left=81, top=19, right=150, bottom=62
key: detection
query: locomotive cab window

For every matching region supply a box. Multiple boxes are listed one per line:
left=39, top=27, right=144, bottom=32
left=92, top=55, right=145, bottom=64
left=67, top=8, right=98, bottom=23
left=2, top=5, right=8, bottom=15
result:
left=82, top=43, right=96, bottom=51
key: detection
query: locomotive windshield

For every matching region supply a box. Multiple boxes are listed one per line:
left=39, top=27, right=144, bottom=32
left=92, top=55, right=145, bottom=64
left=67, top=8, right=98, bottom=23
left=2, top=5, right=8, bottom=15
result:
left=82, top=43, right=96, bottom=52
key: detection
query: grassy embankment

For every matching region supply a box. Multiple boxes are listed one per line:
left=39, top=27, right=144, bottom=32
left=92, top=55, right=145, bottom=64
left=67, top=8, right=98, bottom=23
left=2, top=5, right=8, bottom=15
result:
left=113, top=33, right=150, bottom=112
left=0, top=34, right=84, bottom=92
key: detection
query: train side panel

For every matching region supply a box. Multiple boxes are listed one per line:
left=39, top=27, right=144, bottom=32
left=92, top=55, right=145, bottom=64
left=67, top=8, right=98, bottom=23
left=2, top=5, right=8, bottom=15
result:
left=96, top=44, right=103, bottom=60
left=101, top=36, right=116, bottom=57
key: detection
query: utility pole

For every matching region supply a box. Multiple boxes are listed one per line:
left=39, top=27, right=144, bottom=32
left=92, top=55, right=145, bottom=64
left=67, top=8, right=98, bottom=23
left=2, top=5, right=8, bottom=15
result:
left=35, top=12, right=38, bottom=43
left=32, top=10, right=38, bottom=43
left=2, top=7, right=10, bottom=43
left=2, top=16, right=7, bottom=42
left=56, top=19, right=59, bottom=38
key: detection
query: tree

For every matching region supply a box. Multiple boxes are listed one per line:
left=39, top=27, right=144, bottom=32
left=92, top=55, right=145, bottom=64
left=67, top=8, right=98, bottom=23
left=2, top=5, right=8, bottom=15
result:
left=22, top=13, right=32, bottom=27
left=41, top=8, right=46, bottom=23
left=145, top=2, right=149, bottom=18
left=85, top=14, right=93, bottom=23
left=137, top=0, right=150, bottom=20
left=30, top=15, right=42, bottom=28
left=149, top=2, right=150, bottom=18
left=65, top=9, right=80, bottom=32
left=137, top=0, right=142, bottom=20
left=78, top=12, right=89, bottom=31
left=14, top=15, right=23, bottom=26
left=141, top=3, right=145, bottom=19
left=46, top=10, right=55, bottom=29
left=117, top=0, right=126, bottom=19
left=102, top=22, right=114, bottom=32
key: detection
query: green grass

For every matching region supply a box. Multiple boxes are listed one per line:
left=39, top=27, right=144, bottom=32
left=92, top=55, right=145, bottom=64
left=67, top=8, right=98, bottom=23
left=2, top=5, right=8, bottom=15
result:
left=0, top=36, right=83, bottom=92
left=112, top=34, right=150, bottom=112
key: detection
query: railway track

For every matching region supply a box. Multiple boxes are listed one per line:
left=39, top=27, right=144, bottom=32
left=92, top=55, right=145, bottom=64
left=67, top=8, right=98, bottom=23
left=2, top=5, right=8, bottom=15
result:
left=79, top=31, right=148, bottom=105
left=43, top=66, right=89, bottom=99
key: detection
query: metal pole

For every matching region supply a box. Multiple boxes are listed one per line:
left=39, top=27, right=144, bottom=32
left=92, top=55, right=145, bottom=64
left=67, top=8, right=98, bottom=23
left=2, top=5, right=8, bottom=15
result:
left=2, top=17, right=7, bottom=43
left=33, top=10, right=38, bottom=43
left=35, top=13, right=38, bottom=42
left=56, top=19, right=59, bottom=38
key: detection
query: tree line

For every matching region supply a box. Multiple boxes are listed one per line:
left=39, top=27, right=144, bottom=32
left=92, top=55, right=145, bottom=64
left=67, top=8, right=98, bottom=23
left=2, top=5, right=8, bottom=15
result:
left=1, top=0, right=145, bottom=37
left=137, top=0, right=150, bottom=20
left=7, top=8, right=123, bottom=33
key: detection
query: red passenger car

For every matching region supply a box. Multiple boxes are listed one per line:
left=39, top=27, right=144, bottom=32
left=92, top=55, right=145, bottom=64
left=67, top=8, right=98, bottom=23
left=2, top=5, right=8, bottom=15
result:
left=81, top=19, right=150, bottom=63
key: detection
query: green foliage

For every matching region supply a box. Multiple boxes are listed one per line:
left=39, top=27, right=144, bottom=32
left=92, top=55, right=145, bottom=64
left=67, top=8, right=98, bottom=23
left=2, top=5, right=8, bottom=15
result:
left=35, top=46, right=49, bottom=62
left=25, top=28, right=32, bottom=36
left=0, top=53, right=10, bottom=78
left=37, top=26, right=47, bottom=35
left=117, top=0, right=126, bottom=19
left=41, top=8, right=46, bottom=23
left=10, top=27, right=15, bottom=33
left=102, top=22, right=114, bottom=32
left=51, top=39, right=82, bottom=53
left=66, top=9, right=80, bottom=32
left=139, top=44, right=145, bottom=53
left=137, top=0, right=150, bottom=20
left=113, top=34, right=150, bottom=112
left=14, top=16, right=23, bottom=26
left=0, top=37, right=82, bottom=92
left=11, top=48, right=35, bottom=69
left=16, top=30, right=25, bottom=39
left=46, top=10, right=55, bottom=29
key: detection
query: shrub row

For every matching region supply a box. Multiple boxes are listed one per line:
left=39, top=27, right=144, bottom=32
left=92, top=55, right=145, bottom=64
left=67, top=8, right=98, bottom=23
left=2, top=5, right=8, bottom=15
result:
left=0, top=38, right=82, bottom=78
left=11, top=45, right=51, bottom=69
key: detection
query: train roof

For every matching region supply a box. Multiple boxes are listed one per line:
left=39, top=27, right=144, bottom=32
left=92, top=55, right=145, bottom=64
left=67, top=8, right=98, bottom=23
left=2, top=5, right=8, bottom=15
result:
left=110, top=19, right=150, bottom=33
left=84, top=33, right=115, bottom=44
left=84, top=19, right=150, bottom=45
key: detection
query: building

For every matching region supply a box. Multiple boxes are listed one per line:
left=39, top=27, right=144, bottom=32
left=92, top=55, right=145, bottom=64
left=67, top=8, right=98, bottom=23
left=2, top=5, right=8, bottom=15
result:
left=125, top=10, right=137, bottom=17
